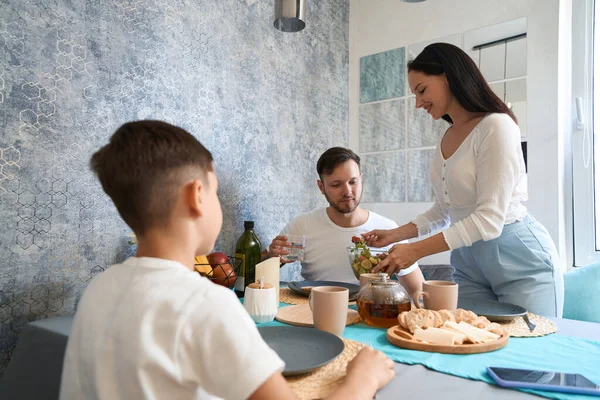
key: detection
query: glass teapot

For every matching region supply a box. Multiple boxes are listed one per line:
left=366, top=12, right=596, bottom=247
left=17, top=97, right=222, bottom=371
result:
left=356, top=273, right=411, bottom=328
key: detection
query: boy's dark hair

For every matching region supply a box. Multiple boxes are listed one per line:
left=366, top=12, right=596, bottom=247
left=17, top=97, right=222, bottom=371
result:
left=90, top=120, right=213, bottom=235
left=408, top=42, right=517, bottom=125
left=316, top=147, right=361, bottom=180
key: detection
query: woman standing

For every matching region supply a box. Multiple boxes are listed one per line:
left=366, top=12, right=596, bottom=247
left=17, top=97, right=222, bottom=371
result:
left=364, top=43, right=563, bottom=317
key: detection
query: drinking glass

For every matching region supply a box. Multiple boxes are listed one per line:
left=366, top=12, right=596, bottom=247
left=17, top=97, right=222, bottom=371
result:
left=281, top=234, right=305, bottom=262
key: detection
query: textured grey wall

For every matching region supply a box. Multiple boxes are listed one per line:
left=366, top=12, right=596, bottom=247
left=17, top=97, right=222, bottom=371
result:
left=0, top=0, right=348, bottom=373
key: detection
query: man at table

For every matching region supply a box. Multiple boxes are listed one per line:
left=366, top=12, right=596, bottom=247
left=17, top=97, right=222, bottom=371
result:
left=266, top=147, right=425, bottom=297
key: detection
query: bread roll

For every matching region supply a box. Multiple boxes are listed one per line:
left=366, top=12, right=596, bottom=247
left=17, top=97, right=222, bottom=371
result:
left=438, top=310, right=456, bottom=324
left=454, top=308, right=478, bottom=325
left=406, top=309, right=435, bottom=333
left=398, top=311, right=409, bottom=330
left=430, top=310, right=444, bottom=328
left=486, top=322, right=505, bottom=336
left=473, top=316, right=490, bottom=329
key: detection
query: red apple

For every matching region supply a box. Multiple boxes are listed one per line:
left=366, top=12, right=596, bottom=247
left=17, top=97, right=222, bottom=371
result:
left=206, top=252, right=237, bottom=288
left=211, top=263, right=237, bottom=288
left=207, top=251, right=229, bottom=267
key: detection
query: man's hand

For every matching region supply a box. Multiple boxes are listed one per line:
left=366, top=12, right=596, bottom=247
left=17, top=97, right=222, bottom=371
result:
left=266, top=235, right=295, bottom=263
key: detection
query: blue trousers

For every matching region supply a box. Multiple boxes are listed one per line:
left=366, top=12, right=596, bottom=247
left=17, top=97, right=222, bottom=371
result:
left=451, top=215, right=564, bottom=317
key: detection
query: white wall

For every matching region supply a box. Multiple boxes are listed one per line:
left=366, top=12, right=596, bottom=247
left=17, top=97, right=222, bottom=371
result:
left=350, top=0, right=570, bottom=268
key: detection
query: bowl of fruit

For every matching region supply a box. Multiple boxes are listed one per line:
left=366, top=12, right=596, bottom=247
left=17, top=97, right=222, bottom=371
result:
left=194, top=252, right=242, bottom=289
left=347, top=236, right=389, bottom=280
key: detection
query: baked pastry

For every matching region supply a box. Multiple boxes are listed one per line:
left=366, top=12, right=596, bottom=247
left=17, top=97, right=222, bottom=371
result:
left=454, top=308, right=478, bottom=325
left=473, top=316, right=490, bottom=329
left=485, top=322, right=505, bottom=336
left=398, top=311, right=409, bottom=330
left=430, top=310, right=444, bottom=328
left=406, top=309, right=435, bottom=333
left=438, top=310, right=456, bottom=324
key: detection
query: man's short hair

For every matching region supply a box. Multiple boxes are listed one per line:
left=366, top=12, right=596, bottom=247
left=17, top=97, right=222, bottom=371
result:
left=316, top=147, right=361, bottom=179
left=90, top=120, right=213, bottom=235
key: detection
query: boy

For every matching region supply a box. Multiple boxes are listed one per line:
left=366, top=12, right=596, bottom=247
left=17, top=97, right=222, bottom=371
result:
left=60, top=121, right=394, bottom=400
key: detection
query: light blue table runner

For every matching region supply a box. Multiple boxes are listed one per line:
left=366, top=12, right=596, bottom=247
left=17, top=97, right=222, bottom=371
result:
left=260, top=303, right=600, bottom=399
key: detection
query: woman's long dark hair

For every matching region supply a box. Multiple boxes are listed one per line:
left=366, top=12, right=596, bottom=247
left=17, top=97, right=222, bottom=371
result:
left=407, top=42, right=517, bottom=125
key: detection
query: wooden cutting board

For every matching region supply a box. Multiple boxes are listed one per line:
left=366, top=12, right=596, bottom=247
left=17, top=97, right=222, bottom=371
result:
left=386, top=325, right=509, bottom=354
left=275, top=304, right=361, bottom=327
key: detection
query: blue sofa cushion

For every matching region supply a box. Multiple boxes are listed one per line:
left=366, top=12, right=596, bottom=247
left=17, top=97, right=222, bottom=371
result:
left=563, top=263, right=600, bottom=323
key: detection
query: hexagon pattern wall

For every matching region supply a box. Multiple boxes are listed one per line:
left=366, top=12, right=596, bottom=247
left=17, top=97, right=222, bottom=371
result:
left=0, top=0, right=348, bottom=374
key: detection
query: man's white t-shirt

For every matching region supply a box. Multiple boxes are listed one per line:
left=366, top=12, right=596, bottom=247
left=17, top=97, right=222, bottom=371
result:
left=281, top=208, right=419, bottom=283
left=60, top=257, right=284, bottom=400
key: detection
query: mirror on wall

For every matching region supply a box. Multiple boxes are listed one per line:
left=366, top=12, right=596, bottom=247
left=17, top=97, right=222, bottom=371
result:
left=464, top=17, right=528, bottom=141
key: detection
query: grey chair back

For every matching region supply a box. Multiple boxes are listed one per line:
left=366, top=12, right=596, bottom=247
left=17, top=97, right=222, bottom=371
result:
left=0, top=315, right=73, bottom=400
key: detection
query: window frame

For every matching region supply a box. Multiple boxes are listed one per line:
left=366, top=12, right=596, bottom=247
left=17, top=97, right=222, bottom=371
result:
left=572, top=0, right=600, bottom=266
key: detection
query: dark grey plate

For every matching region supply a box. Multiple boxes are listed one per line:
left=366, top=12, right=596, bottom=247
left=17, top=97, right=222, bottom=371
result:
left=258, top=326, right=345, bottom=376
left=287, top=280, right=360, bottom=301
left=458, top=298, right=528, bottom=322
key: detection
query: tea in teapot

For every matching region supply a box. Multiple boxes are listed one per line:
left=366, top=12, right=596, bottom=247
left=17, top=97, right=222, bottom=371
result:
left=356, top=274, right=411, bottom=328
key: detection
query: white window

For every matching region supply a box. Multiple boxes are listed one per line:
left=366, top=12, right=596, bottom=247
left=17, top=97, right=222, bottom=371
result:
left=573, top=0, right=600, bottom=265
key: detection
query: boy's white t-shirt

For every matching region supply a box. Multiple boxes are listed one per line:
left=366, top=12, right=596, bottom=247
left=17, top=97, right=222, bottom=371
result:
left=60, top=257, right=284, bottom=400
left=282, top=208, right=419, bottom=283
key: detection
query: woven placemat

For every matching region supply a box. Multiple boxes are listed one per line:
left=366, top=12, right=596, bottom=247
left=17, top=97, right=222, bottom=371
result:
left=499, top=313, right=558, bottom=337
left=286, top=338, right=363, bottom=400
left=280, top=288, right=357, bottom=306
left=280, top=287, right=309, bottom=305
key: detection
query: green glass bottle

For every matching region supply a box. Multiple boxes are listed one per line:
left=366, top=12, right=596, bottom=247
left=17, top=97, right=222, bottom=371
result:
left=234, top=221, right=262, bottom=298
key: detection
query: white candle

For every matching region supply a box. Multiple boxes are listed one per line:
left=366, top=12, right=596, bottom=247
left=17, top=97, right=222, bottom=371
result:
left=255, top=257, right=280, bottom=305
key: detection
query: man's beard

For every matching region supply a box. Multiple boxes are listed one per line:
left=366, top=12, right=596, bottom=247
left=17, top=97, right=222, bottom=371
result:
left=324, top=188, right=362, bottom=214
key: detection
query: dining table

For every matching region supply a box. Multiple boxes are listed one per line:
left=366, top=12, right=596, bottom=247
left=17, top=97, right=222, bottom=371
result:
left=263, top=290, right=600, bottom=400
left=1, top=296, right=598, bottom=400
left=373, top=316, right=600, bottom=399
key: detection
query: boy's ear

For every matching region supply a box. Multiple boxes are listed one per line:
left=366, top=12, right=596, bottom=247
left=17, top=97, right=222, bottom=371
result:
left=186, top=179, right=204, bottom=217
left=317, top=179, right=325, bottom=195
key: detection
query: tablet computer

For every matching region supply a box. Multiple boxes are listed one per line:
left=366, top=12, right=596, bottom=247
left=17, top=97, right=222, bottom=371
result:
left=487, top=366, right=600, bottom=396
